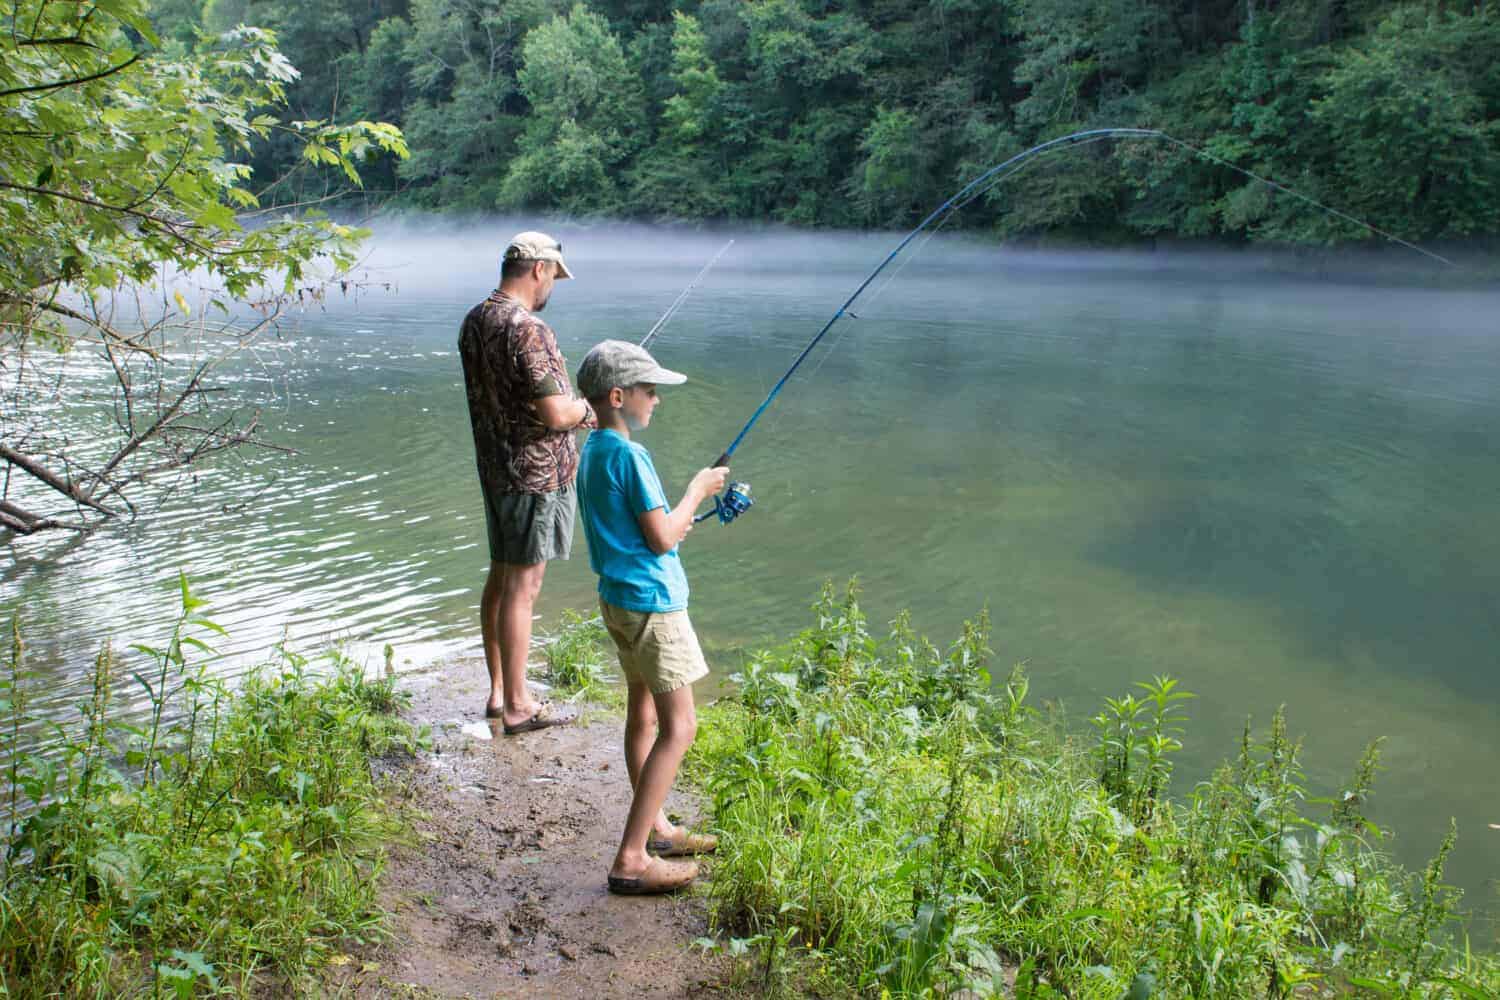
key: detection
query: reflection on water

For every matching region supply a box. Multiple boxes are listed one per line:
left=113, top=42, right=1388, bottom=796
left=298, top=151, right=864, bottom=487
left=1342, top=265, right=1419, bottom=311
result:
left=3, top=223, right=1498, bottom=916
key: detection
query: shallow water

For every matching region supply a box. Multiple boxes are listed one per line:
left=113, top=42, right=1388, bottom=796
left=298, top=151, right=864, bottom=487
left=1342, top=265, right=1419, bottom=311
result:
left=4, top=222, right=1498, bottom=919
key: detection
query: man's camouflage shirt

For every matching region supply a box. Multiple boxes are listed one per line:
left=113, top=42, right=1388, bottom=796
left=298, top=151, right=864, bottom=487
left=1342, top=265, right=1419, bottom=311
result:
left=458, top=290, right=583, bottom=495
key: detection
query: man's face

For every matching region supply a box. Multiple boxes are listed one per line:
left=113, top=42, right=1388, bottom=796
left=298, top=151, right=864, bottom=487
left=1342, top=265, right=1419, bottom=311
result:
left=532, top=261, right=558, bottom=311
left=620, top=383, right=659, bottom=431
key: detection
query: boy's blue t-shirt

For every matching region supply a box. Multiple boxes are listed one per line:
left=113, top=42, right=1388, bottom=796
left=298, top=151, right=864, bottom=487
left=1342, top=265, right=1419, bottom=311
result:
left=577, top=428, right=690, bottom=613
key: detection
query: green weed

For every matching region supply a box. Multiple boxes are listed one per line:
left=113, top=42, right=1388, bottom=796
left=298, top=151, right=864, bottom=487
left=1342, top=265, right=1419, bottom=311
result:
left=536, top=608, right=619, bottom=705
left=689, top=579, right=1500, bottom=999
left=0, top=577, right=423, bottom=996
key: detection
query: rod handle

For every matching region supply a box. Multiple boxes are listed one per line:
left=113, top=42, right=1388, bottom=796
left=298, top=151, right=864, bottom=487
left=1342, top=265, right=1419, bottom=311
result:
left=712, top=451, right=731, bottom=468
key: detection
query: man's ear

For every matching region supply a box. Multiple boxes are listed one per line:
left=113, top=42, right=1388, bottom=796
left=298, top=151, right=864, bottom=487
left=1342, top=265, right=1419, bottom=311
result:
left=532, top=259, right=550, bottom=282
left=608, top=386, right=625, bottom=409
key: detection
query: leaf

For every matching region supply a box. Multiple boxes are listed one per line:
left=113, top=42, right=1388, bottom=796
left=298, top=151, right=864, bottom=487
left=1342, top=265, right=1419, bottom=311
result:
left=167, top=948, right=218, bottom=985
left=177, top=572, right=206, bottom=612
left=130, top=670, right=157, bottom=699
left=173, top=290, right=190, bottom=317
left=1428, top=977, right=1494, bottom=999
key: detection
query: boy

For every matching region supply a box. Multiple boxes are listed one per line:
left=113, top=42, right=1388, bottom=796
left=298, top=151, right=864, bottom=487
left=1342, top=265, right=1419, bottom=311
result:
left=575, top=340, right=728, bottom=895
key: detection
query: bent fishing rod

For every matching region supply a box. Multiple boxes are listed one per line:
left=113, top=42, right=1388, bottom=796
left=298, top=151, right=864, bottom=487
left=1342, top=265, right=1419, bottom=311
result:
left=692, top=126, right=1453, bottom=527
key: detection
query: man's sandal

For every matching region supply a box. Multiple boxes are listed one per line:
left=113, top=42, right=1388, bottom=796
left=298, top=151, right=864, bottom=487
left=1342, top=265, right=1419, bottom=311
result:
left=607, top=857, right=699, bottom=896
left=500, top=701, right=575, bottom=735
left=647, top=829, right=719, bottom=857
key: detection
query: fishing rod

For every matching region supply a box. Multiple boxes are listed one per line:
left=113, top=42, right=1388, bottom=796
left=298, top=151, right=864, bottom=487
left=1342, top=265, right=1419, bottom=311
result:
left=694, top=126, right=1452, bottom=526
left=626, top=237, right=751, bottom=524
left=640, top=239, right=734, bottom=348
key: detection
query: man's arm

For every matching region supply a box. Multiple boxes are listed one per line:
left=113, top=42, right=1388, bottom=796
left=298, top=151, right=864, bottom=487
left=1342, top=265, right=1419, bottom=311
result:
left=533, top=393, right=595, bottom=430
left=637, top=466, right=730, bottom=555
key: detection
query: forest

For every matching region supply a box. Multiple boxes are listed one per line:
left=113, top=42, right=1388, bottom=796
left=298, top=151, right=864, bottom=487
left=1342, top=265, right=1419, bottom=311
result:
left=149, top=0, right=1500, bottom=244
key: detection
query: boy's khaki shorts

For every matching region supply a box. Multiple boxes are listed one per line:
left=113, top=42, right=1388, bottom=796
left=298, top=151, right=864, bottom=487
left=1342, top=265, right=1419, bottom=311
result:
left=599, top=601, right=709, bottom=694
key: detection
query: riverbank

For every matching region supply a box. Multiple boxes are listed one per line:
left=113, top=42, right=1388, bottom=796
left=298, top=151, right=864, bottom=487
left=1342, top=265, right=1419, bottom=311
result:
left=6, top=586, right=1497, bottom=997
left=318, top=654, right=737, bottom=998
left=354, top=587, right=1499, bottom=998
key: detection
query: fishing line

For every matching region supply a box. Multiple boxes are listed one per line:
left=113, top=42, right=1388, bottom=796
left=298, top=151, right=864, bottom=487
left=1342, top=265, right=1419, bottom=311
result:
left=857, top=133, right=1121, bottom=322
left=639, top=238, right=734, bottom=348
left=695, top=126, right=1452, bottom=525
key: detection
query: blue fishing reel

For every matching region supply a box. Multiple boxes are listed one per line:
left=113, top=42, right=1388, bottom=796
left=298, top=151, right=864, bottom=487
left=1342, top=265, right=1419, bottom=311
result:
left=694, top=480, right=754, bottom=525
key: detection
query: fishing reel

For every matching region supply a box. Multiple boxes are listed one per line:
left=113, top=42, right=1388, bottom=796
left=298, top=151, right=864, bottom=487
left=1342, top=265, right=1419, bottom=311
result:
left=694, top=480, right=754, bottom=525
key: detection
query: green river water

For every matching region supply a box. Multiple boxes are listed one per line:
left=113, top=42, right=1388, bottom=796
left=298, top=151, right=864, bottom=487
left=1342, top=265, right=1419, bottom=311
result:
left=3, top=223, right=1498, bottom=922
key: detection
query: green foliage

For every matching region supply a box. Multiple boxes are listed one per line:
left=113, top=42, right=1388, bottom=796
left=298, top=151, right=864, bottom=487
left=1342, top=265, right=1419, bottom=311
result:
left=501, top=3, right=646, bottom=213
left=393, top=0, right=563, bottom=209
left=1091, top=675, right=1194, bottom=825
left=537, top=608, right=618, bottom=704
left=1, top=0, right=407, bottom=360
left=152, top=0, right=1500, bottom=242
left=1309, top=7, right=1500, bottom=240
left=0, top=581, right=423, bottom=995
left=688, top=580, right=1500, bottom=998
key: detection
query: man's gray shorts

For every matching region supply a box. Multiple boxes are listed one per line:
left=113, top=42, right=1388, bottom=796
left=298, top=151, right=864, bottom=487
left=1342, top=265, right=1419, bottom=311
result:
left=482, top=485, right=576, bottom=565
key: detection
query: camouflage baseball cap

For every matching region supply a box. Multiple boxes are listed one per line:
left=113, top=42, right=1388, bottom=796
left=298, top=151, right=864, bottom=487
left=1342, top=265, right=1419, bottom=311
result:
left=577, top=340, right=687, bottom=398
left=503, top=231, right=573, bottom=279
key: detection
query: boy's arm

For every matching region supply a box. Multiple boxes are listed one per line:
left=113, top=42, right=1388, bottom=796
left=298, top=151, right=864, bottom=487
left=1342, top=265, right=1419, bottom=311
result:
left=637, top=466, right=729, bottom=555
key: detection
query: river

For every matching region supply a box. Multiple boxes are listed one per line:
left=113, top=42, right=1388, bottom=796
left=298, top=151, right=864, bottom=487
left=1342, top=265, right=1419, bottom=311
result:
left=3, top=221, right=1498, bottom=920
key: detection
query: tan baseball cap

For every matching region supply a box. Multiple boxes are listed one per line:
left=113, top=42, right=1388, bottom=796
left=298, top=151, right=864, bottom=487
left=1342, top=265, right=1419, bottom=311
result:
left=503, top=231, right=573, bottom=279
left=577, top=340, right=687, bottom=398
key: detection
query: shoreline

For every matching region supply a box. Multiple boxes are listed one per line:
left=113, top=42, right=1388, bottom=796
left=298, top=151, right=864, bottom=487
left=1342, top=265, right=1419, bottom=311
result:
left=318, top=653, right=738, bottom=998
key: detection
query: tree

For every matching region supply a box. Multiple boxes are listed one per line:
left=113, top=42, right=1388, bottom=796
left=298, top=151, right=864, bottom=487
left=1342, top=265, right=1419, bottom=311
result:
left=393, top=0, right=563, bottom=209
left=0, top=0, right=406, bottom=534
left=630, top=10, right=729, bottom=219
left=501, top=3, right=646, bottom=213
left=1308, top=7, right=1500, bottom=240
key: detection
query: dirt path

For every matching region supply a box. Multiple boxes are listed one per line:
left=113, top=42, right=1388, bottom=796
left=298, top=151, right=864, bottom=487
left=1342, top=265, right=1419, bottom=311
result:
left=325, top=657, right=738, bottom=999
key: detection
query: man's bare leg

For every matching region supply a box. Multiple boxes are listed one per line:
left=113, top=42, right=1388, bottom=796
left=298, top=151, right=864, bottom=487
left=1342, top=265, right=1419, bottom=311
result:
left=481, top=559, right=548, bottom=727
left=624, top=681, right=681, bottom=837
left=611, top=685, right=696, bottom=879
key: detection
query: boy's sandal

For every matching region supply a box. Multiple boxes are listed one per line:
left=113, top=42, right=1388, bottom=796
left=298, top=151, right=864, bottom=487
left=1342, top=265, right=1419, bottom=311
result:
left=500, top=701, right=575, bottom=735
left=647, top=829, right=719, bottom=857
left=607, top=857, right=699, bottom=896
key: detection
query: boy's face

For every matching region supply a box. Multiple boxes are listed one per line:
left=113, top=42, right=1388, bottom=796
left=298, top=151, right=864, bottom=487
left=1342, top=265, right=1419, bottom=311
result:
left=619, top=383, right=659, bottom=431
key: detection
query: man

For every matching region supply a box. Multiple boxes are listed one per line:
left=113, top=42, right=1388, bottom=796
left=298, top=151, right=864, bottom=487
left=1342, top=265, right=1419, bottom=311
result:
left=458, top=231, right=595, bottom=734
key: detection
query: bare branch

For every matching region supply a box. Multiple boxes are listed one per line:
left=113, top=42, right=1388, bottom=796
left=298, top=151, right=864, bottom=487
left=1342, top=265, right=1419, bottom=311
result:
left=0, top=500, right=85, bottom=534
left=0, top=295, right=166, bottom=358
left=95, top=360, right=211, bottom=481
left=0, top=443, right=119, bottom=515
left=16, top=37, right=102, bottom=49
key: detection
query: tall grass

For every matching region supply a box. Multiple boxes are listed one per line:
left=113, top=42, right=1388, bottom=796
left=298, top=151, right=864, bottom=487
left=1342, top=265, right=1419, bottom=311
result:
left=688, top=580, right=1500, bottom=998
left=0, top=576, right=424, bottom=997
left=535, top=608, right=619, bottom=705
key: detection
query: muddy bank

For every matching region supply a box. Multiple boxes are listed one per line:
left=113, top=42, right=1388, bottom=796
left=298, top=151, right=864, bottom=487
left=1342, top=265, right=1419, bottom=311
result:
left=323, top=657, right=738, bottom=999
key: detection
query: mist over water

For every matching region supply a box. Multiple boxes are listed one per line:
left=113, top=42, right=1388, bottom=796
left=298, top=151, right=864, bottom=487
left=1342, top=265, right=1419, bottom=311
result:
left=5, top=219, right=1499, bottom=917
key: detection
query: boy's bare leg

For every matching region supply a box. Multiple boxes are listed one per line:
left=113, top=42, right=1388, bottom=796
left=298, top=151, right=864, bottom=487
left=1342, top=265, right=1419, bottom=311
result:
left=611, top=685, right=697, bottom=879
left=481, top=560, right=548, bottom=727
left=624, top=681, right=680, bottom=837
